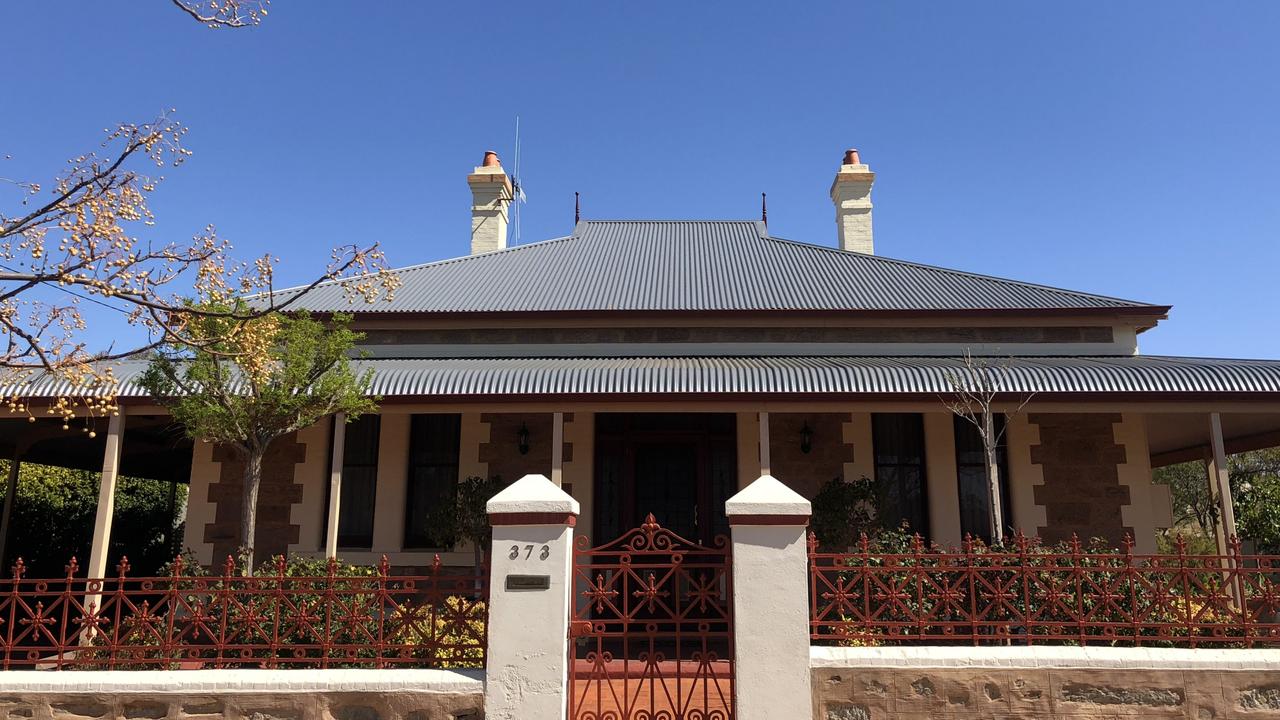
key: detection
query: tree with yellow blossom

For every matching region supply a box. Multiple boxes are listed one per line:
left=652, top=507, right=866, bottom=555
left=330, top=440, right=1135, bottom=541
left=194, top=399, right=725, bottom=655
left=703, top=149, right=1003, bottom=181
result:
left=0, top=0, right=398, bottom=429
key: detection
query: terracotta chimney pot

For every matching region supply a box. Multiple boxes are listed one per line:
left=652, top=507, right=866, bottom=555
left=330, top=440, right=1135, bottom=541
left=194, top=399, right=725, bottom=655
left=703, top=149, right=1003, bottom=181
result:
left=831, top=147, right=875, bottom=254
left=469, top=150, right=513, bottom=254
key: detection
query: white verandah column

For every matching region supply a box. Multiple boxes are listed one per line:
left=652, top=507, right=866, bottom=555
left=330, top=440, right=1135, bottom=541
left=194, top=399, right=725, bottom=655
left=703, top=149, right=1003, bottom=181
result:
left=87, top=412, right=125, bottom=582
left=324, top=412, right=346, bottom=559
left=757, top=411, right=770, bottom=476
left=551, top=411, right=564, bottom=486
left=83, top=412, right=125, bottom=631
left=1207, top=412, right=1240, bottom=555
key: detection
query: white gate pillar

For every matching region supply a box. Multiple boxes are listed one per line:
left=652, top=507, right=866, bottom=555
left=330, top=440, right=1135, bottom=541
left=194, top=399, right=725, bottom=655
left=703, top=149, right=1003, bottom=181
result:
left=726, top=474, right=812, bottom=720
left=484, top=473, right=578, bottom=720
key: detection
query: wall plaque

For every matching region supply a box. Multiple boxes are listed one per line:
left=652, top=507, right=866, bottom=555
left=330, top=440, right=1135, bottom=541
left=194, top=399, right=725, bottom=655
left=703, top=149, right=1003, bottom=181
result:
left=505, top=574, right=552, bottom=591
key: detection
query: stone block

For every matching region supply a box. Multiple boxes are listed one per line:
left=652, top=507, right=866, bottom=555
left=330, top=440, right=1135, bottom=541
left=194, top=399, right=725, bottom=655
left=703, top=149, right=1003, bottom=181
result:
left=120, top=703, right=166, bottom=720
left=180, top=701, right=224, bottom=716
left=50, top=702, right=109, bottom=719
left=824, top=703, right=870, bottom=720
left=1049, top=669, right=1187, bottom=718
left=330, top=706, right=379, bottom=720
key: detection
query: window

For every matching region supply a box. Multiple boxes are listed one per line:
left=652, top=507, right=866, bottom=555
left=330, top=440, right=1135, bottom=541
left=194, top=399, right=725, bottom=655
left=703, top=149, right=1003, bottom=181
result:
left=334, top=414, right=380, bottom=549
left=403, top=414, right=462, bottom=549
left=872, top=413, right=930, bottom=539
left=953, top=415, right=1013, bottom=544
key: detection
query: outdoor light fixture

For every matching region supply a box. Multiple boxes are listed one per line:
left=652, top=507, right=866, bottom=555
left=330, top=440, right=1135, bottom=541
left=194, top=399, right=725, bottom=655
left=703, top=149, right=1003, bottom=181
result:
left=517, top=422, right=530, bottom=455
left=800, top=421, right=813, bottom=454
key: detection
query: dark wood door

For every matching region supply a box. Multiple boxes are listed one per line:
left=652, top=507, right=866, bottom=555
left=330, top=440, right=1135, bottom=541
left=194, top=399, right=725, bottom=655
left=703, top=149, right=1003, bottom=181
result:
left=594, top=413, right=737, bottom=545
left=632, top=441, right=700, bottom=540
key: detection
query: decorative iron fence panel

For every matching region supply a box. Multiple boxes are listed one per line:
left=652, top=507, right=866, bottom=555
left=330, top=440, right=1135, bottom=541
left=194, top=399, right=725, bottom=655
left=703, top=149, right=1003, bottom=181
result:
left=810, top=532, right=1280, bottom=647
left=0, top=555, right=487, bottom=669
left=569, top=514, right=734, bottom=720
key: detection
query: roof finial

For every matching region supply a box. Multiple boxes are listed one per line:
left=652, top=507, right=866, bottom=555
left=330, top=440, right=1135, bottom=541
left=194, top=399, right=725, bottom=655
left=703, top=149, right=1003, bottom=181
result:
left=574, top=191, right=581, bottom=224
left=761, top=192, right=768, bottom=228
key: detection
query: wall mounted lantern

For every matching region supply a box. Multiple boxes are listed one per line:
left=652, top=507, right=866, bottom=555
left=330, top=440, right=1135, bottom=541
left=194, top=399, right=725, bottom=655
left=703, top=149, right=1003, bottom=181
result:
left=800, top=421, right=813, bottom=454
left=517, top=422, right=530, bottom=455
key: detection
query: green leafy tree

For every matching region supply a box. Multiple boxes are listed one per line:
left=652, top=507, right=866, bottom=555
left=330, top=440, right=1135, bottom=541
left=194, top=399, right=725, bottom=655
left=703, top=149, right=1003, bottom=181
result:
left=0, top=460, right=185, bottom=577
left=425, top=475, right=508, bottom=567
left=809, top=475, right=883, bottom=551
left=1154, top=448, right=1280, bottom=554
left=456, top=475, right=508, bottom=565
left=1230, top=449, right=1280, bottom=554
left=139, top=308, right=377, bottom=571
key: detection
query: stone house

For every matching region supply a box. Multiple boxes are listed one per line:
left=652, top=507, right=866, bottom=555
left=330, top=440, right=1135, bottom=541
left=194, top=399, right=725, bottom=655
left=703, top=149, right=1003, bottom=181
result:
left=3, top=148, right=1279, bottom=571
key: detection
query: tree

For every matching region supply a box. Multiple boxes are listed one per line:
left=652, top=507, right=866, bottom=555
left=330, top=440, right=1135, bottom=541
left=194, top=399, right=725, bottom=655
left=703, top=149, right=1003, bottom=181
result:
left=1, top=0, right=396, bottom=428
left=0, top=460, right=185, bottom=577
left=941, top=351, right=1034, bottom=543
left=139, top=309, right=378, bottom=571
left=1154, top=448, right=1280, bottom=554
left=426, top=475, right=509, bottom=569
left=809, top=475, right=882, bottom=551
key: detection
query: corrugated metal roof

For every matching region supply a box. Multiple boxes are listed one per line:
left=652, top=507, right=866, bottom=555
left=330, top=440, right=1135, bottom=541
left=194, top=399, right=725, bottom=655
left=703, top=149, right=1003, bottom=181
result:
left=267, top=221, right=1157, bottom=313
left=10, top=355, right=1280, bottom=398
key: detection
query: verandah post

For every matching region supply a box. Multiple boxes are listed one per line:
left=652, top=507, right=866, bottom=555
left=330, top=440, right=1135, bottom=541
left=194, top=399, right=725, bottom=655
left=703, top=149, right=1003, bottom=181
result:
left=484, top=473, right=578, bottom=720
left=84, top=411, right=125, bottom=623
left=325, top=411, right=346, bottom=559
left=725, top=474, right=812, bottom=720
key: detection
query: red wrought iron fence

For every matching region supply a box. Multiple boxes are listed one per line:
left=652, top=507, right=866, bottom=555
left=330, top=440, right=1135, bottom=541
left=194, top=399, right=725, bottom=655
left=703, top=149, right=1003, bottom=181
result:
left=810, top=532, right=1280, bottom=647
left=0, top=554, right=488, bottom=670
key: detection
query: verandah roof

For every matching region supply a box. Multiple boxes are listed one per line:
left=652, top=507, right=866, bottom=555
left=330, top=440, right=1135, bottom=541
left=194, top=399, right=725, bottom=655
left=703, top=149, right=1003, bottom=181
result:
left=7, top=355, right=1280, bottom=400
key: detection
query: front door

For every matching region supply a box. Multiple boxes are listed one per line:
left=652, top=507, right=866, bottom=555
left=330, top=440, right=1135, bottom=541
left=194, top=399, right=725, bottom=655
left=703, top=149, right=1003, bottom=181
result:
left=633, top=441, right=700, bottom=540
left=594, top=413, right=737, bottom=545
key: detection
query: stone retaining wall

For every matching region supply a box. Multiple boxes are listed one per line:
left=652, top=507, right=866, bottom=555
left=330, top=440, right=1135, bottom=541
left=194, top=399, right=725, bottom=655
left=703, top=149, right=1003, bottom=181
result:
left=812, top=646, right=1280, bottom=719
left=0, top=670, right=483, bottom=720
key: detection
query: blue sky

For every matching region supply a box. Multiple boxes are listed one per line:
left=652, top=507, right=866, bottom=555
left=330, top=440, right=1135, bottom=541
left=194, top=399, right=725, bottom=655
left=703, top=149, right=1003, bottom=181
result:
left=4, top=2, right=1280, bottom=357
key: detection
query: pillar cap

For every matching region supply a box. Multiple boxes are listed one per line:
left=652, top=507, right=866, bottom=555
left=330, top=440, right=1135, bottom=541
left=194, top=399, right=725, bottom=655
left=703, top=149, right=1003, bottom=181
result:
left=726, top=474, right=811, bottom=517
left=487, top=473, right=580, bottom=516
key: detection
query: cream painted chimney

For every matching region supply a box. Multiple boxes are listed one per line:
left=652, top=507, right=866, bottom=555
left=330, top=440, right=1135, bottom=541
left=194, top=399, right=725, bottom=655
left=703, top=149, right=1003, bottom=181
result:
left=468, top=150, right=513, bottom=255
left=830, top=148, right=875, bottom=254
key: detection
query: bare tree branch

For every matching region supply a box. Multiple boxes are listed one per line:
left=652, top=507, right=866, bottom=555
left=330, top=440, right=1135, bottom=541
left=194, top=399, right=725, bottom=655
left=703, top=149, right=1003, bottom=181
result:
left=940, top=350, right=1037, bottom=543
left=1, top=113, right=400, bottom=390
left=169, top=0, right=269, bottom=29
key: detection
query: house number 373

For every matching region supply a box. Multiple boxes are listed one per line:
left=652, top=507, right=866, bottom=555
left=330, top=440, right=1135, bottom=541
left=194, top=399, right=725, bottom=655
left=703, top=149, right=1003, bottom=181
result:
left=509, top=544, right=551, bottom=561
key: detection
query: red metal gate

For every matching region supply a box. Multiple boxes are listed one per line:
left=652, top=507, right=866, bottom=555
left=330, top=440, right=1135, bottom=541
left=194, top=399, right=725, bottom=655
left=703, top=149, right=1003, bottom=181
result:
left=569, top=514, right=734, bottom=720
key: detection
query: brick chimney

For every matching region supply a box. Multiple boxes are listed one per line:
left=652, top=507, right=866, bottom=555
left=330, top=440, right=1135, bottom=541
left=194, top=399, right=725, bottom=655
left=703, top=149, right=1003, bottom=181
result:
left=830, top=149, right=875, bottom=254
left=468, top=150, right=513, bottom=255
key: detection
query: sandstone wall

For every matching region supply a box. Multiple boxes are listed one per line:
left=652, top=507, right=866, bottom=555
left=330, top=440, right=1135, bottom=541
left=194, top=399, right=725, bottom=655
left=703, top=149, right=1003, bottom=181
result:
left=812, top=646, right=1280, bottom=720
left=0, top=670, right=482, bottom=720
left=769, top=412, right=855, bottom=500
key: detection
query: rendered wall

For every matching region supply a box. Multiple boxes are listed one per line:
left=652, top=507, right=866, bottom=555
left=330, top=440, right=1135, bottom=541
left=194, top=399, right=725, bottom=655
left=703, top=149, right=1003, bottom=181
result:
left=561, top=412, right=593, bottom=539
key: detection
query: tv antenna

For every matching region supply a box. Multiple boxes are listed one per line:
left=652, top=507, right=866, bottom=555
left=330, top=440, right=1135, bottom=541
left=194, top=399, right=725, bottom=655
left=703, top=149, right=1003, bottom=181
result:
left=511, top=116, right=528, bottom=243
